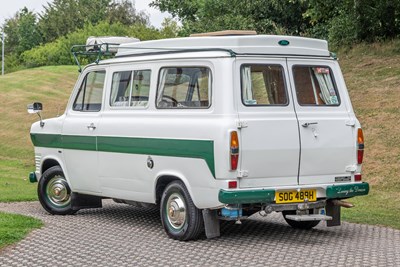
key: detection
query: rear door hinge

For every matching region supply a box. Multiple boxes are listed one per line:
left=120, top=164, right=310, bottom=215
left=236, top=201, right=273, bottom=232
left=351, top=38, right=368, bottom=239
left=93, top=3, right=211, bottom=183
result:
left=238, top=170, right=249, bottom=178
left=237, top=121, right=248, bottom=129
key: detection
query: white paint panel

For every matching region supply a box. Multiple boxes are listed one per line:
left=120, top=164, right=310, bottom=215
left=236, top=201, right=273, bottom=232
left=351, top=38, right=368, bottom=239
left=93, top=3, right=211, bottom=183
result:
left=287, top=59, right=356, bottom=185
left=236, top=58, right=300, bottom=188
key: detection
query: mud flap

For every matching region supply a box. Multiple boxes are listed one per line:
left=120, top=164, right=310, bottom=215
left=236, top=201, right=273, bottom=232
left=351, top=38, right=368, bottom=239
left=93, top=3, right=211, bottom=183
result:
left=202, top=209, right=220, bottom=239
left=71, top=193, right=103, bottom=211
left=326, top=200, right=341, bottom=227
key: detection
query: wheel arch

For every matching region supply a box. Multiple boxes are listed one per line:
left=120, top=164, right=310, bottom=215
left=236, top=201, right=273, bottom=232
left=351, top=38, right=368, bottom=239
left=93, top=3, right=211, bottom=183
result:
left=155, top=173, right=194, bottom=207
left=40, top=156, right=70, bottom=185
left=41, top=158, right=61, bottom=175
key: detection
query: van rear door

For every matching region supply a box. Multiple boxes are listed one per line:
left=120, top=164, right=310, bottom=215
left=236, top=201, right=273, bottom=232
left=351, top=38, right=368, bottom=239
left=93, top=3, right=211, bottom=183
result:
left=287, top=59, right=356, bottom=185
left=236, top=58, right=300, bottom=188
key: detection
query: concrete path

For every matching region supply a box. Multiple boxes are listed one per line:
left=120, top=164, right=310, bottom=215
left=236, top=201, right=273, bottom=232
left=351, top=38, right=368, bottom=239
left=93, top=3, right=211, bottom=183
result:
left=0, top=200, right=399, bottom=266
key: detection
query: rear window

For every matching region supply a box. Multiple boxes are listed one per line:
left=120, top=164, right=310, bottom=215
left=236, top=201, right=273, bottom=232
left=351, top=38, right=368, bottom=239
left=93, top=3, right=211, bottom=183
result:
left=156, top=67, right=211, bottom=109
left=241, top=64, right=288, bottom=106
left=292, top=66, right=340, bottom=106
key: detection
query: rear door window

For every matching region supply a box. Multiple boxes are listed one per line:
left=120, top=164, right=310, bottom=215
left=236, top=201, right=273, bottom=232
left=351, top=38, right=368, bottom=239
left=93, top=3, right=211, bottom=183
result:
left=241, top=64, right=288, bottom=106
left=156, top=67, right=211, bottom=109
left=292, top=66, right=340, bottom=106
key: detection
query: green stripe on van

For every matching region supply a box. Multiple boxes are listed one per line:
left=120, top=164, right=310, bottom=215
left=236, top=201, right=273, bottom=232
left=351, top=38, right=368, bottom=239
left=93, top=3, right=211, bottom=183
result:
left=30, top=133, right=215, bottom=177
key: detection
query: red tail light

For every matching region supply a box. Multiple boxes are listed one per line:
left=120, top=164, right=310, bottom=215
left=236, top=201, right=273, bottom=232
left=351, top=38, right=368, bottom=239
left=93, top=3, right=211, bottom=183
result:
left=228, top=181, right=237, bottom=189
left=230, top=131, right=239, bottom=170
left=357, top=128, right=364, bottom=164
left=355, top=174, right=362, bottom=181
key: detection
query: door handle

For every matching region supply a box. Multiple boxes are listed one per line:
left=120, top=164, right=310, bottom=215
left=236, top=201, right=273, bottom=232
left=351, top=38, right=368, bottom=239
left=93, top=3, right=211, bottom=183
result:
left=302, top=122, right=318, bottom=127
left=87, top=123, right=96, bottom=130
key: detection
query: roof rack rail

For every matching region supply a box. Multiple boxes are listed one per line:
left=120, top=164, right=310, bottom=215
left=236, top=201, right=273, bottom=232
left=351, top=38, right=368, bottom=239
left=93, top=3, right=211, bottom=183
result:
left=71, top=36, right=140, bottom=72
left=71, top=43, right=119, bottom=72
left=115, top=47, right=237, bottom=58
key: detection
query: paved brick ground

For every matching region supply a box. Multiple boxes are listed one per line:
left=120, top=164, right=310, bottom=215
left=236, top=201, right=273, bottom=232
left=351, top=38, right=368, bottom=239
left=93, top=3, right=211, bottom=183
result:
left=0, top=200, right=399, bottom=266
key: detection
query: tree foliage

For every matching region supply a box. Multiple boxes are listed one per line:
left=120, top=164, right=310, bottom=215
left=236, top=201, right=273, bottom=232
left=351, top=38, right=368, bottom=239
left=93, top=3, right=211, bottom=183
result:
left=151, top=0, right=400, bottom=47
left=106, top=0, right=149, bottom=26
left=2, top=7, right=41, bottom=55
left=21, top=21, right=178, bottom=68
left=0, top=0, right=166, bottom=72
left=151, top=0, right=309, bottom=36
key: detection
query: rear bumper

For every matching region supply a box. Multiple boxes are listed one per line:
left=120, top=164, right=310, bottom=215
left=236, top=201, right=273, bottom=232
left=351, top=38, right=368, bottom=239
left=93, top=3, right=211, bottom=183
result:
left=218, top=182, right=369, bottom=205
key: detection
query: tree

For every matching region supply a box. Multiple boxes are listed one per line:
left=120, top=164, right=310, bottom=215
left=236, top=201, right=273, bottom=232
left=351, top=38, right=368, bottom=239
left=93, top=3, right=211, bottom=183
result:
left=1, top=7, right=41, bottom=55
left=16, top=8, right=42, bottom=54
left=160, top=17, right=180, bottom=38
left=106, top=0, right=149, bottom=26
left=150, top=0, right=309, bottom=36
left=2, top=15, right=19, bottom=54
left=38, top=0, right=110, bottom=43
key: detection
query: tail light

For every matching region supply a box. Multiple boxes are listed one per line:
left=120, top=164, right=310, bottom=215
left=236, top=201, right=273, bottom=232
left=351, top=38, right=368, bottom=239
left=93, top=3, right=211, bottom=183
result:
left=355, top=174, right=362, bottom=181
left=230, top=131, right=239, bottom=170
left=357, top=128, right=364, bottom=164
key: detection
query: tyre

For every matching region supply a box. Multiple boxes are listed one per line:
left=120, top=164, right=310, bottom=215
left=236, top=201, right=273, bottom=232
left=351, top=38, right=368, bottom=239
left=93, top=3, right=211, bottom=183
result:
left=160, top=180, right=204, bottom=241
left=38, top=165, right=76, bottom=215
left=282, top=210, right=320, bottom=230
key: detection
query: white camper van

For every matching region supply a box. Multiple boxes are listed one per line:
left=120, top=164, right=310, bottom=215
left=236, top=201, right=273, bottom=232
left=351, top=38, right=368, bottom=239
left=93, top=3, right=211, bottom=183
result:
left=28, top=31, right=369, bottom=241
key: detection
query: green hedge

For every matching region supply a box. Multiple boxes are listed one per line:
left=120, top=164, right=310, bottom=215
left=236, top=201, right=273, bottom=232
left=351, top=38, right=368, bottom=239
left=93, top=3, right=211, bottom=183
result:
left=21, top=22, right=166, bottom=67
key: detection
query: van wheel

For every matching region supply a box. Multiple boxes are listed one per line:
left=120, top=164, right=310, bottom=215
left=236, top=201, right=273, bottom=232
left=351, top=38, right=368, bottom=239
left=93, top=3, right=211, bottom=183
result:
left=160, top=181, right=204, bottom=241
left=282, top=210, right=320, bottom=230
left=38, top=166, right=76, bottom=215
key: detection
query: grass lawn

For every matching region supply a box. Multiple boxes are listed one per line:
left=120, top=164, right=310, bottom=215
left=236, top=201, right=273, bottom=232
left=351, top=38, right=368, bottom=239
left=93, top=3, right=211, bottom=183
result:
left=0, top=212, right=43, bottom=249
left=338, top=40, right=400, bottom=229
left=0, top=66, right=78, bottom=250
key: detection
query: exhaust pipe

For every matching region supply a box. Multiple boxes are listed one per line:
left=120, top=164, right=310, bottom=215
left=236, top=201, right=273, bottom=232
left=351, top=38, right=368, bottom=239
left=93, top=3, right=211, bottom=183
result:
left=332, top=199, right=355, bottom=208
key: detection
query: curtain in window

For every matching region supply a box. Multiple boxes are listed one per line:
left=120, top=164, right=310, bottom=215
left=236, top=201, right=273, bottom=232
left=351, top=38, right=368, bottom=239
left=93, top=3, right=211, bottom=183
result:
left=312, top=68, right=338, bottom=105
left=111, top=72, right=122, bottom=105
left=242, top=66, right=253, bottom=103
left=156, top=68, right=168, bottom=104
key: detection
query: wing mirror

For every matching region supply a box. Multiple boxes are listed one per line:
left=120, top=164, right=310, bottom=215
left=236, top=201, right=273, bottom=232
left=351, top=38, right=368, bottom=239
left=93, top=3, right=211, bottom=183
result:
left=27, top=102, right=42, bottom=114
left=27, top=102, right=44, bottom=127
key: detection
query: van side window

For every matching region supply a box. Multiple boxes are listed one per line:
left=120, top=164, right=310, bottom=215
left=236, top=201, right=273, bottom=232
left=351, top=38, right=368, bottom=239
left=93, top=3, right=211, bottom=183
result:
left=110, top=70, right=151, bottom=108
left=73, top=71, right=106, bottom=111
left=156, top=67, right=211, bottom=109
left=241, top=65, right=288, bottom=106
left=293, top=66, right=340, bottom=106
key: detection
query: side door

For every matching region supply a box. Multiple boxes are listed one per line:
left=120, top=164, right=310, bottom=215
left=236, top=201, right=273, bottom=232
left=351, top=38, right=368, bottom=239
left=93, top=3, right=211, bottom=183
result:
left=62, top=69, right=106, bottom=193
left=97, top=67, right=154, bottom=202
left=236, top=59, right=300, bottom=188
left=287, top=59, right=355, bottom=185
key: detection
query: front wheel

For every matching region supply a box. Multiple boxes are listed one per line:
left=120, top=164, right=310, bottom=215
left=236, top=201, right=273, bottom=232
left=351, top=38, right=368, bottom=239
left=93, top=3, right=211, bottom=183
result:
left=38, top=166, right=76, bottom=215
left=160, top=181, right=204, bottom=241
left=282, top=210, right=320, bottom=230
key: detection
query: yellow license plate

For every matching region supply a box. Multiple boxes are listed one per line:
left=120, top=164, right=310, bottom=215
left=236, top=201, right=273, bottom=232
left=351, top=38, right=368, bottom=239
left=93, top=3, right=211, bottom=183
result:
left=275, top=189, right=317, bottom=204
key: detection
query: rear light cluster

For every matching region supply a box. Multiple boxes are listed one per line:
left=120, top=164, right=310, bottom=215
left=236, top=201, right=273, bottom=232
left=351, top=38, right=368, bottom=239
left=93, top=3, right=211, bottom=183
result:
left=355, top=128, right=364, bottom=182
left=230, top=131, right=239, bottom=170
left=357, top=128, right=364, bottom=164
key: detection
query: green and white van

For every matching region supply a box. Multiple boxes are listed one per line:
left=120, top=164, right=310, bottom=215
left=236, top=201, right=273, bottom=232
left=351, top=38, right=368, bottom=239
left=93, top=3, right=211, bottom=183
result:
left=28, top=31, right=369, bottom=240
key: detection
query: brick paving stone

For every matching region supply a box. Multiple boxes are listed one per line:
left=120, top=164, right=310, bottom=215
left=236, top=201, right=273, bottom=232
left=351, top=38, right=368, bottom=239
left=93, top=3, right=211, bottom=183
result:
left=0, top=200, right=399, bottom=266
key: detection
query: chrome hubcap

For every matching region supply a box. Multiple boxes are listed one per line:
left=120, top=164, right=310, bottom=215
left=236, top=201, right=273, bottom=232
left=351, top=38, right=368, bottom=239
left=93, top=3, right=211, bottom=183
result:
left=46, top=175, right=70, bottom=207
left=166, top=193, right=186, bottom=229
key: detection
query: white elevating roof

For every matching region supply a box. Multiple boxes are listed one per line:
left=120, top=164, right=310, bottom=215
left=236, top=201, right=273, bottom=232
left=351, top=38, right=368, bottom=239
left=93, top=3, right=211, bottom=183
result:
left=116, top=35, right=330, bottom=58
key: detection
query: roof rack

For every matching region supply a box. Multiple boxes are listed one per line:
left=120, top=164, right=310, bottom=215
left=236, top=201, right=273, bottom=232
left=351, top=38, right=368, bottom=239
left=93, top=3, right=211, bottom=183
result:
left=71, top=43, right=119, bottom=72
left=71, top=36, right=140, bottom=72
